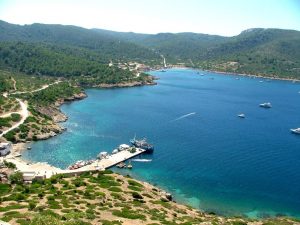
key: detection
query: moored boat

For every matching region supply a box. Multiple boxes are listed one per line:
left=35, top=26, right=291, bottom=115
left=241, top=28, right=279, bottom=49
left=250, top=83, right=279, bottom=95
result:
left=238, top=113, right=245, bottom=118
left=116, top=162, right=126, bottom=168
left=290, top=128, right=300, bottom=134
left=259, top=102, right=272, bottom=108
left=67, top=159, right=95, bottom=170
left=127, top=161, right=133, bottom=169
left=130, top=136, right=154, bottom=153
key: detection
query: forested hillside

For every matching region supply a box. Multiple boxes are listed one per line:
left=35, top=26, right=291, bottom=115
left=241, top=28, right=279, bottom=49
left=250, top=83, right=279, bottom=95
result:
left=0, top=20, right=160, bottom=63
left=1, top=20, right=300, bottom=78
left=94, top=28, right=300, bottom=78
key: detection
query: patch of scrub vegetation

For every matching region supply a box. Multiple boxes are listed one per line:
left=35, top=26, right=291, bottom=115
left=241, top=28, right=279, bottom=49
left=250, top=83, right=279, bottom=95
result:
left=15, top=82, right=82, bottom=106
left=0, top=113, right=21, bottom=133
left=2, top=106, right=58, bottom=143
left=0, top=171, right=298, bottom=225
left=0, top=69, right=56, bottom=93
left=0, top=96, right=20, bottom=115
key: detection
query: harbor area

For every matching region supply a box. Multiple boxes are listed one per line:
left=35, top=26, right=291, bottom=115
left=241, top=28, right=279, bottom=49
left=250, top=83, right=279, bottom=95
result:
left=1, top=144, right=146, bottom=182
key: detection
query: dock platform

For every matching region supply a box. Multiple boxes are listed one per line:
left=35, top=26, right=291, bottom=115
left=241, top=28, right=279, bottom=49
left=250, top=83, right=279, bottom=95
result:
left=61, top=148, right=145, bottom=176
left=4, top=147, right=145, bottom=179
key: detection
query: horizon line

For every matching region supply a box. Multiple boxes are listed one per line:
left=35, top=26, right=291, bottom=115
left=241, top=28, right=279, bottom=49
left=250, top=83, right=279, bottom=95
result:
left=1, top=19, right=300, bottom=37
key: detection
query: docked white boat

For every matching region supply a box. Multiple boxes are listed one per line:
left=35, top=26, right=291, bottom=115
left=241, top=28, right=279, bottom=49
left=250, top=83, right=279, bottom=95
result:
left=132, top=159, right=152, bottom=162
left=238, top=113, right=245, bottom=118
left=259, top=102, right=272, bottom=108
left=290, top=128, right=300, bottom=134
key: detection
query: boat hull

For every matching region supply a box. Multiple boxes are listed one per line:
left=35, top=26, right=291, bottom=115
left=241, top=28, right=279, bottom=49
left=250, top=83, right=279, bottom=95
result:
left=290, top=129, right=300, bottom=134
left=130, top=139, right=154, bottom=153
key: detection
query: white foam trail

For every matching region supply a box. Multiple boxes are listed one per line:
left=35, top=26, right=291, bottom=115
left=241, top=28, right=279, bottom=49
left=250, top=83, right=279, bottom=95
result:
left=171, top=112, right=196, bottom=122
left=132, top=159, right=152, bottom=162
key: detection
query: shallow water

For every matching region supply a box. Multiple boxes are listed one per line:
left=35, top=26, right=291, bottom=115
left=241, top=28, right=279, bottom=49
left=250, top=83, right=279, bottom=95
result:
left=23, top=69, right=300, bottom=218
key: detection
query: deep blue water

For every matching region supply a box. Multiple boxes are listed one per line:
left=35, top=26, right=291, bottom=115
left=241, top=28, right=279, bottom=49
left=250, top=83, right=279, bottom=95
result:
left=23, top=69, right=300, bottom=218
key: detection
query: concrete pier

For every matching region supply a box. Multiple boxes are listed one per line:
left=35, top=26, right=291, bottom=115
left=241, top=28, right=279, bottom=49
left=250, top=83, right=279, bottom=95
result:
left=4, top=147, right=146, bottom=180
left=61, top=148, right=145, bottom=176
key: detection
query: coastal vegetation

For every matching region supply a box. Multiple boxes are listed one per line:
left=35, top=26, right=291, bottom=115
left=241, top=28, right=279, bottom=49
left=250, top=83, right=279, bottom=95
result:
left=1, top=20, right=300, bottom=80
left=0, top=42, right=154, bottom=85
left=0, top=171, right=298, bottom=225
left=97, top=28, right=300, bottom=79
left=0, top=96, right=20, bottom=115
left=0, top=113, right=21, bottom=129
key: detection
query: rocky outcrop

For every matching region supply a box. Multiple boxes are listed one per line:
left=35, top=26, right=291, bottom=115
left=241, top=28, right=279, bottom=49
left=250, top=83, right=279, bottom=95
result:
left=37, top=92, right=87, bottom=123
left=63, top=92, right=87, bottom=102
left=37, top=106, right=68, bottom=123
left=36, top=131, right=56, bottom=140
left=160, top=191, right=173, bottom=202
left=93, top=78, right=157, bottom=88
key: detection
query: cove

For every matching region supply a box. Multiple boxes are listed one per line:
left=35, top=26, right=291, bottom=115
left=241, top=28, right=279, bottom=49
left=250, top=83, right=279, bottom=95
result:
left=23, top=69, right=300, bottom=218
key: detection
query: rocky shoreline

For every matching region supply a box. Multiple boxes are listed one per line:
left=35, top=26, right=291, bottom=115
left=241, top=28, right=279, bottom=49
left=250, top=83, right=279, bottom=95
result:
left=208, top=69, right=300, bottom=82
left=92, top=80, right=157, bottom=88
left=155, top=65, right=300, bottom=82
left=32, top=92, right=88, bottom=140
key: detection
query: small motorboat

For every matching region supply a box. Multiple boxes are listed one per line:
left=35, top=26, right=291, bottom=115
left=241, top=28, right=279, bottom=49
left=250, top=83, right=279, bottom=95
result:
left=127, top=162, right=133, bottom=169
left=116, top=162, right=126, bottom=168
left=259, top=102, right=272, bottom=108
left=238, top=114, right=245, bottom=118
left=290, top=128, right=300, bottom=134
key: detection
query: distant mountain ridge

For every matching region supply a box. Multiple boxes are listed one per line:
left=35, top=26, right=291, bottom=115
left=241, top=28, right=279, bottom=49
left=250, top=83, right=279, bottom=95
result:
left=0, top=20, right=159, bottom=63
left=1, top=20, right=300, bottom=78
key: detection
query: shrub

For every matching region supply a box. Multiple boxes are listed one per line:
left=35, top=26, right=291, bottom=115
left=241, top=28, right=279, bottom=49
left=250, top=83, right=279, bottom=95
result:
left=108, top=187, right=122, bottom=192
left=38, top=192, right=45, bottom=199
left=128, top=185, right=142, bottom=192
left=3, top=131, right=16, bottom=142
left=11, top=113, right=21, bottom=122
left=9, top=172, right=23, bottom=185
left=0, top=183, right=11, bottom=196
left=112, top=208, right=146, bottom=220
left=4, top=160, right=16, bottom=169
left=131, top=192, right=143, bottom=200
left=28, top=201, right=37, bottom=210
left=128, top=179, right=143, bottom=187
left=15, top=193, right=26, bottom=201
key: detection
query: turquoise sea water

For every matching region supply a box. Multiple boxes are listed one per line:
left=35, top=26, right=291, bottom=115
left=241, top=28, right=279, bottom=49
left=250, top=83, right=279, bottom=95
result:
left=23, top=69, right=300, bottom=218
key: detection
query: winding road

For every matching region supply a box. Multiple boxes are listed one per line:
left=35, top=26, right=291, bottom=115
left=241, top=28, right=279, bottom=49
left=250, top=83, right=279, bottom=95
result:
left=0, top=80, right=61, bottom=138
left=0, top=99, right=28, bottom=137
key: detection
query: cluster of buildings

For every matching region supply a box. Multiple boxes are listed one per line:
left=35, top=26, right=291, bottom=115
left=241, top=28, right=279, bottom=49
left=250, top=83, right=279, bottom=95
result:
left=116, top=62, right=150, bottom=75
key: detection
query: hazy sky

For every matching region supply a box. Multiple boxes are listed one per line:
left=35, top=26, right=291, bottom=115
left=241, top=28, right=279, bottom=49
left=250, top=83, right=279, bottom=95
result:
left=0, top=0, right=299, bottom=36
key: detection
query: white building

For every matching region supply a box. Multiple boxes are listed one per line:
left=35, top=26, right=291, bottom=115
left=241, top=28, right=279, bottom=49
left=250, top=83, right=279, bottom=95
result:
left=0, top=143, right=12, bottom=156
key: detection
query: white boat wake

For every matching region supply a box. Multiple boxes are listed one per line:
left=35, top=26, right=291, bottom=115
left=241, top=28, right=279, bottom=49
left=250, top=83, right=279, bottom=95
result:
left=171, top=112, right=196, bottom=122
left=132, top=159, right=152, bottom=162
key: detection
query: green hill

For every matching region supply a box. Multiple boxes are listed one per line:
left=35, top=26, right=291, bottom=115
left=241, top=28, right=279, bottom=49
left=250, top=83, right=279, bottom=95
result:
left=0, top=42, right=152, bottom=85
left=94, top=28, right=300, bottom=78
left=1, top=20, right=300, bottom=78
left=0, top=20, right=160, bottom=63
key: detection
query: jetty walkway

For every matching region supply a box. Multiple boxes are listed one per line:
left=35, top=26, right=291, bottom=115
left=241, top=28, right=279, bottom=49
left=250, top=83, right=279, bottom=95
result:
left=4, top=147, right=145, bottom=181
